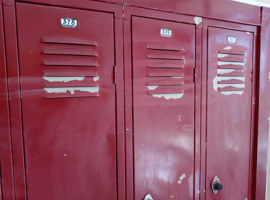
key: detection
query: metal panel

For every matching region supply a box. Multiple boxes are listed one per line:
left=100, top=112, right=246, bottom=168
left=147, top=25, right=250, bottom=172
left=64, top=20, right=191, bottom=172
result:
left=132, top=16, right=195, bottom=200
left=206, top=27, right=254, bottom=200
left=16, top=3, right=117, bottom=200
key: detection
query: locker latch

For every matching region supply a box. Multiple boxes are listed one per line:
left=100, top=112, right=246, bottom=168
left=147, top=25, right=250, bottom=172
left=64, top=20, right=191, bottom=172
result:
left=211, top=176, right=223, bottom=194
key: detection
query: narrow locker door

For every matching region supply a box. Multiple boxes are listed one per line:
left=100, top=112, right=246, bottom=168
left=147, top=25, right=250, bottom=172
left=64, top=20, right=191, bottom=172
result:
left=132, top=17, right=195, bottom=199
left=16, top=3, right=117, bottom=200
left=206, top=27, right=254, bottom=199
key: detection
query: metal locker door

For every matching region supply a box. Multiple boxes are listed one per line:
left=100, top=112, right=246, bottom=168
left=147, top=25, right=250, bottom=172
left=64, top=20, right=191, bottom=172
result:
left=132, top=17, right=195, bottom=200
left=206, top=27, right=254, bottom=199
left=16, top=3, right=117, bottom=200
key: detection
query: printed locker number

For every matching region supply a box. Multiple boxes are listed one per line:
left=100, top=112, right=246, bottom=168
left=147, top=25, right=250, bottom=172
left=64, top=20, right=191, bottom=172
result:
left=160, top=28, right=172, bottom=38
left=61, top=17, right=78, bottom=28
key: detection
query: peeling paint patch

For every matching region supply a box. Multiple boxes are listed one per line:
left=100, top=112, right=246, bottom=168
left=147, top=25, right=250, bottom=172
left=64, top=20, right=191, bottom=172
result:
left=93, top=76, right=99, bottom=82
left=153, top=93, right=184, bottom=100
left=147, top=85, right=158, bottom=90
left=44, top=87, right=99, bottom=94
left=213, top=76, right=245, bottom=95
left=177, top=173, right=186, bottom=184
left=43, top=76, right=85, bottom=82
left=194, top=17, right=202, bottom=25
left=224, top=46, right=232, bottom=50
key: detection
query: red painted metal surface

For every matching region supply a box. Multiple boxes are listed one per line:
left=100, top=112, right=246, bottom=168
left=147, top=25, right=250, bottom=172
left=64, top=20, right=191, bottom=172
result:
left=255, top=7, right=270, bottom=200
left=206, top=27, right=254, bottom=200
left=0, top=3, right=15, bottom=200
left=1, top=1, right=125, bottom=200
left=132, top=16, right=196, bottom=199
left=1, top=0, right=267, bottom=200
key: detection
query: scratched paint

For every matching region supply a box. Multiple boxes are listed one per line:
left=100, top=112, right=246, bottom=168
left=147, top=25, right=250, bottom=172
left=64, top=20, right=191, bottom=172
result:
left=44, top=87, right=99, bottom=94
left=177, top=173, right=186, bottom=184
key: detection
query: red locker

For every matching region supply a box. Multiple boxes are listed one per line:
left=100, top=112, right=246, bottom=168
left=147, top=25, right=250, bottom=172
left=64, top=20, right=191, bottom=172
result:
left=132, top=16, right=195, bottom=199
left=1, top=1, right=269, bottom=200
left=205, top=27, right=255, bottom=199
left=15, top=3, right=118, bottom=199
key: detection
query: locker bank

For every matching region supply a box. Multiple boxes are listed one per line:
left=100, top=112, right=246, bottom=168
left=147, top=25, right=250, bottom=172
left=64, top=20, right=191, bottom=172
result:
left=0, top=0, right=269, bottom=199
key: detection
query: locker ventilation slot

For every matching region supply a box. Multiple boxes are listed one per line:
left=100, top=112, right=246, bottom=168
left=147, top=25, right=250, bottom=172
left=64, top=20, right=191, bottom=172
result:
left=146, top=43, right=185, bottom=99
left=214, top=47, right=245, bottom=95
left=41, top=36, right=99, bottom=98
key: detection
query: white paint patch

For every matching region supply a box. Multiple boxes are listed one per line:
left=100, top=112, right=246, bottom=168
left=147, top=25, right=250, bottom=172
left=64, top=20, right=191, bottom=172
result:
left=171, top=76, right=183, bottom=79
left=218, top=53, right=230, bottom=58
left=217, top=69, right=236, bottom=74
left=153, top=93, right=184, bottom=100
left=44, top=87, right=99, bottom=94
left=218, top=61, right=244, bottom=66
left=147, top=85, right=158, bottom=90
left=246, top=32, right=250, bottom=35
left=224, top=46, right=232, bottom=50
left=93, top=76, right=99, bottom=82
left=43, top=76, right=85, bottom=82
left=194, top=17, right=202, bottom=25
left=177, top=173, right=186, bottom=184
left=213, top=75, right=245, bottom=96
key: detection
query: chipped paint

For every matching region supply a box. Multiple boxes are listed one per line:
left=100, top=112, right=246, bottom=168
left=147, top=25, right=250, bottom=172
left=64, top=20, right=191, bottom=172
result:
left=153, top=93, right=184, bottom=100
left=93, top=76, right=99, bottom=82
left=43, top=76, right=85, bottom=82
left=179, top=115, right=181, bottom=122
left=169, top=195, right=174, bottom=199
left=218, top=61, right=244, bottom=66
left=213, top=76, right=245, bottom=95
left=64, top=154, right=67, bottom=157
left=44, top=87, right=99, bottom=94
left=246, top=32, right=250, bottom=35
left=177, top=173, right=186, bottom=184
left=147, top=85, right=159, bottom=90
left=217, top=53, right=230, bottom=58
left=224, top=46, right=232, bottom=50
left=194, top=16, right=202, bottom=25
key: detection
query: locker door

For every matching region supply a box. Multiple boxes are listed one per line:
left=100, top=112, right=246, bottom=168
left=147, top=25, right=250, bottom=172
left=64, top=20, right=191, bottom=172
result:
left=16, top=3, right=117, bottom=200
left=206, top=27, right=254, bottom=199
left=132, top=17, right=195, bottom=200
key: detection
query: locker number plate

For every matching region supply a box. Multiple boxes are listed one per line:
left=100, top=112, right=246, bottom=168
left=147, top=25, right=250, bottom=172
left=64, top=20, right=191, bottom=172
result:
left=160, top=28, right=172, bottom=37
left=227, top=36, right=237, bottom=44
left=61, top=18, right=78, bottom=28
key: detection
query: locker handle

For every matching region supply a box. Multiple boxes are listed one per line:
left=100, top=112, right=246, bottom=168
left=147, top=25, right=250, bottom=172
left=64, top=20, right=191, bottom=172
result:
left=211, top=176, right=223, bottom=194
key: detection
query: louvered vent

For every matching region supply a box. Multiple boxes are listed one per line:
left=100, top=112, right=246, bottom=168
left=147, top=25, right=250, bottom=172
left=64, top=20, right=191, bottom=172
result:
left=41, top=36, right=99, bottom=98
left=213, top=47, right=245, bottom=95
left=146, top=43, right=185, bottom=100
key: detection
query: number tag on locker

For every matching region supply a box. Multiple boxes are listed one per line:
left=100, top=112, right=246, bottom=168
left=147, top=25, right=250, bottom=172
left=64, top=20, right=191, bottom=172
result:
left=160, top=28, right=172, bottom=37
left=61, top=17, right=78, bottom=28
